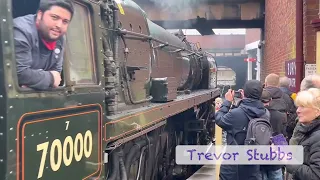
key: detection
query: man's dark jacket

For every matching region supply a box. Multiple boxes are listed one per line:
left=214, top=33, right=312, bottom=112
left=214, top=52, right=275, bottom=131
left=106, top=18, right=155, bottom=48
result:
left=264, top=86, right=288, bottom=136
left=262, top=86, right=290, bottom=172
left=215, top=98, right=267, bottom=180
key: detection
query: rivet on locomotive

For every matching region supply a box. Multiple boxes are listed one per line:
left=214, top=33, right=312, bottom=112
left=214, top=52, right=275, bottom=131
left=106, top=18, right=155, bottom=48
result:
left=0, top=0, right=220, bottom=179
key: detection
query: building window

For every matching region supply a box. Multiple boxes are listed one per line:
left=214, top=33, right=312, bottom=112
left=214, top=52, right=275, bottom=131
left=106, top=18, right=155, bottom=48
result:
left=64, top=2, right=97, bottom=85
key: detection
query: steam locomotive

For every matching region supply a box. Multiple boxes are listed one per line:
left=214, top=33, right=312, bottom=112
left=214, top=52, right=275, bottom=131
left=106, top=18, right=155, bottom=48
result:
left=0, top=0, right=220, bottom=179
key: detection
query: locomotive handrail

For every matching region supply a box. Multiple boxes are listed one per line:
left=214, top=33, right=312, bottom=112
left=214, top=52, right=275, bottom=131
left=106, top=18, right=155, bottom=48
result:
left=186, top=52, right=196, bottom=56
left=98, top=26, right=204, bottom=58
left=153, top=43, right=169, bottom=49
left=169, top=48, right=185, bottom=53
left=116, top=28, right=203, bottom=57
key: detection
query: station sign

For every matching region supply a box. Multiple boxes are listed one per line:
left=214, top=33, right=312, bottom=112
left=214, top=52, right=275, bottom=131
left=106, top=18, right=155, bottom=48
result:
left=285, top=59, right=296, bottom=92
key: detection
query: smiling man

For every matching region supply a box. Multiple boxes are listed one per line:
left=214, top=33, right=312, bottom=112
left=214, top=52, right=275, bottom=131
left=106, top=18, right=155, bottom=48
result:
left=13, top=0, right=74, bottom=90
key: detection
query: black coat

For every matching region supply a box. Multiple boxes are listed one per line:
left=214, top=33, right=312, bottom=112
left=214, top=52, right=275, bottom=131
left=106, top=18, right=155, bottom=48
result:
left=287, top=118, right=320, bottom=180
left=215, top=98, right=267, bottom=180
left=280, top=87, right=298, bottom=139
left=264, top=86, right=288, bottom=136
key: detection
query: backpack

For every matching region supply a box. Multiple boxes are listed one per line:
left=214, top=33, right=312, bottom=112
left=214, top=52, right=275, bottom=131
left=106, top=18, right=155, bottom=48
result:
left=243, top=110, right=273, bottom=145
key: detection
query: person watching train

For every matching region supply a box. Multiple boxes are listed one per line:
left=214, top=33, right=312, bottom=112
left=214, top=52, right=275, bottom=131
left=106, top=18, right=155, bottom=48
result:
left=13, top=0, right=74, bottom=90
left=278, top=76, right=298, bottom=142
left=215, top=80, right=267, bottom=180
left=286, top=88, right=320, bottom=180
left=300, top=74, right=320, bottom=90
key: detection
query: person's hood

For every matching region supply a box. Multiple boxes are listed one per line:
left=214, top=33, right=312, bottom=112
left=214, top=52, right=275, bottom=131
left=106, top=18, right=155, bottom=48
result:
left=264, top=86, right=283, bottom=99
left=239, top=98, right=266, bottom=118
left=243, top=80, right=263, bottom=99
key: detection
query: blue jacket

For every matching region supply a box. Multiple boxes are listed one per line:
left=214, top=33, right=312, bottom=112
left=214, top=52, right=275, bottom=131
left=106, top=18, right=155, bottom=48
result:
left=13, top=14, right=65, bottom=90
left=215, top=98, right=267, bottom=180
left=216, top=98, right=267, bottom=145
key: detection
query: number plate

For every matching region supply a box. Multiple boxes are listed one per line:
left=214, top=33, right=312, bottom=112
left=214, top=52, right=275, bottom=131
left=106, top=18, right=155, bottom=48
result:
left=17, top=105, right=102, bottom=180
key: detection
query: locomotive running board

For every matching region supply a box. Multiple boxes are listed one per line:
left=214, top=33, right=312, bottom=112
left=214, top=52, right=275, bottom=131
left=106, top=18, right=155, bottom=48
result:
left=105, top=120, right=167, bottom=150
left=104, top=88, right=220, bottom=142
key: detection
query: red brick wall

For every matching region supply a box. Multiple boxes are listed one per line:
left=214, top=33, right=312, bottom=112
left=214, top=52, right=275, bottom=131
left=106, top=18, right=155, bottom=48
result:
left=245, top=29, right=261, bottom=45
left=303, top=0, right=319, bottom=64
left=263, top=0, right=296, bottom=81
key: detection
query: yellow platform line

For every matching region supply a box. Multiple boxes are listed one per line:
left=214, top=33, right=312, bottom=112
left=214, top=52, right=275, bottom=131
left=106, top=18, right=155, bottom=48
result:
left=215, top=124, right=222, bottom=180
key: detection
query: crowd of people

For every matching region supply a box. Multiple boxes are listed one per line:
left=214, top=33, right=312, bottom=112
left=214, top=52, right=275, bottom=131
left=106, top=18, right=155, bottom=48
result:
left=214, top=73, right=320, bottom=180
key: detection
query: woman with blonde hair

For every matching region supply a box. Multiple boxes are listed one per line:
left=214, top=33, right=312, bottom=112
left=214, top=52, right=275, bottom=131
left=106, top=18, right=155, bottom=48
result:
left=287, top=88, right=320, bottom=180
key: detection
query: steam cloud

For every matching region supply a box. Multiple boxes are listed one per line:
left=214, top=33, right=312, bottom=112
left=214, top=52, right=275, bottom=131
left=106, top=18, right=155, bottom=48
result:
left=147, top=0, right=199, bottom=29
left=148, top=0, right=197, bottom=11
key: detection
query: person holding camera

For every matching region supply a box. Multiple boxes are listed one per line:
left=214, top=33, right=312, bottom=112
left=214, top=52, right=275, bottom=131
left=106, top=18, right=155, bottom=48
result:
left=215, top=80, right=268, bottom=180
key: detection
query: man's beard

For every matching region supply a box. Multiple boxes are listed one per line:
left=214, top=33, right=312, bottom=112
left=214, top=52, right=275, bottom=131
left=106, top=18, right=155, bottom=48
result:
left=38, top=22, right=61, bottom=42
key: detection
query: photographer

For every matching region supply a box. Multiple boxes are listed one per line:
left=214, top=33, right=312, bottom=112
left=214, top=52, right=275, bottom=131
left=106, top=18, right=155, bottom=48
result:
left=215, top=80, right=267, bottom=180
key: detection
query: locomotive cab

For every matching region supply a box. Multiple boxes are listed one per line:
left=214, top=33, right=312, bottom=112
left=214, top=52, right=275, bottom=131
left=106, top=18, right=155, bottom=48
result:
left=1, top=0, right=105, bottom=179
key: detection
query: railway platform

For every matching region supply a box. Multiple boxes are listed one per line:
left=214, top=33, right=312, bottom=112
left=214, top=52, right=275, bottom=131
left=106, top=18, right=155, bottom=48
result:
left=187, top=165, right=216, bottom=180
left=186, top=123, right=225, bottom=180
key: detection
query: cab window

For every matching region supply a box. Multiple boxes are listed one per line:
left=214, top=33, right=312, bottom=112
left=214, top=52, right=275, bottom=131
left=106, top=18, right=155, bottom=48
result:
left=11, top=0, right=98, bottom=89
left=64, top=2, right=97, bottom=85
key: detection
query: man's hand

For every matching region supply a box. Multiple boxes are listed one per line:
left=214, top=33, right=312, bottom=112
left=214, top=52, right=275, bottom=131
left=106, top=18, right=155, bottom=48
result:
left=50, top=71, right=61, bottom=88
left=225, top=89, right=234, bottom=102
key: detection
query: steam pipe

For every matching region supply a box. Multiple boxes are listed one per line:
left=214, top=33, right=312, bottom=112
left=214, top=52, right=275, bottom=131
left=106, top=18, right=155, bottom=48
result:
left=113, top=2, right=119, bottom=71
left=119, top=156, right=128, bottom=180
left=136, top=146, right=147, bottom=180
left=124, top=137, right=154, bottom=176
left=106, top=151, right=119, bottom=180
left=125, top=138, right=153, bottom=174
left=124, top=139, right=148, bottom=175
left=295, top=0, right=304, bottom=92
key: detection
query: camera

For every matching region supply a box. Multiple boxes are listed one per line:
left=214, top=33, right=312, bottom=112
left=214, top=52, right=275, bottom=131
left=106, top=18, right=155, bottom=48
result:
left=234, top=90, right=242, bottom=98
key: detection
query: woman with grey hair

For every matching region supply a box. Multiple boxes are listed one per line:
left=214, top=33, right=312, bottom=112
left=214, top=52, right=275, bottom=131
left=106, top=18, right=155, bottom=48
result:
left=286, top=88, right=320, bottom=180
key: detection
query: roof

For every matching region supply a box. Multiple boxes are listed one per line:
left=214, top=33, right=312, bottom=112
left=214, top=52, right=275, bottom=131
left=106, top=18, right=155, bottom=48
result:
left=186, top=35, right=245, bottom=49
